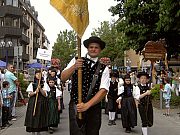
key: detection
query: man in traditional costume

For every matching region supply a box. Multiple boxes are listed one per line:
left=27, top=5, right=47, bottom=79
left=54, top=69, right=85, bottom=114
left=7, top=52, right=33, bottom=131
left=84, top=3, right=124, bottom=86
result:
left=61, top=36, right=110, bottom=135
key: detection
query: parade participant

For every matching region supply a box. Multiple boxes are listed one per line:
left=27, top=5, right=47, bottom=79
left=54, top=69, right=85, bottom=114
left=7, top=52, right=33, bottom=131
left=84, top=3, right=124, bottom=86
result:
left=136, top=72, right=153, bottom=135
left=47, top=78, right=62, bottom=134
left=24, top=70, right=49, bottom=135
left=1, top=81, right=12, bottom=127
left=4, top=64, right=19, bottom=121
left=116, top=74, right=138, bottom=133
left=161, top=77, right=173, bottom=116
left=61, top=36, right=110, bottom=135
left=107, top=71, right=118, bottom=126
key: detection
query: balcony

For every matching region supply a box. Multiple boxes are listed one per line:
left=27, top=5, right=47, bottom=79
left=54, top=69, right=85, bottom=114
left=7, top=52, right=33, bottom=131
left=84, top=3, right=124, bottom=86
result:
left=33, top=41, right=40, bottom=49
left=0, top=26, right=22, bottom=38
left=21, top=16, right=30, bottom=29
left=42, top=34, right=45, bottom=43
left=22, top=52, right=29, bottom=61
left=33, top=28, right=40, bottom=37
left=21, top=34, right=30, bottom=45
left=0, top=5, right=22, bottom=17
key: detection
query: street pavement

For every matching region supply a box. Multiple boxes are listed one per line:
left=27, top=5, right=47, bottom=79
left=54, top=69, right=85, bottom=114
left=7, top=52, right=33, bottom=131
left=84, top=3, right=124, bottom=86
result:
left=1, top=90, right=180, bottom=135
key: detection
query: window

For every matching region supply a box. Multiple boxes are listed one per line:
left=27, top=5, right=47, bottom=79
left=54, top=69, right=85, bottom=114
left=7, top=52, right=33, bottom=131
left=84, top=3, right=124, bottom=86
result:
left=12, top=38, right=18, bottom=46
left=5, top=0, right=12, bottom=5
left=0, top=18, right=4, bottom=26
left=13, top=0, right=18, bottom=7
left=13, top=18, right=19, bottom=27
left=5, top=17, right=12, bottom=26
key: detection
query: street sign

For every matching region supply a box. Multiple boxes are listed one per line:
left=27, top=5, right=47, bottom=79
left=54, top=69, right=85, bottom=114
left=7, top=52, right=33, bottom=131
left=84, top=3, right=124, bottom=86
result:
left=28, top=68, right=35, bottom=82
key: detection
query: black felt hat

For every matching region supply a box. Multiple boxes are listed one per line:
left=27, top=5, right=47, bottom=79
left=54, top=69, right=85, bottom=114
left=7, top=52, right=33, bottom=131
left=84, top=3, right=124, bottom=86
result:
left=83, top=36, right=106, bottom=50
left=137, top=71, right=150, bottom=78
left=124, top=74, right=131, bottom=80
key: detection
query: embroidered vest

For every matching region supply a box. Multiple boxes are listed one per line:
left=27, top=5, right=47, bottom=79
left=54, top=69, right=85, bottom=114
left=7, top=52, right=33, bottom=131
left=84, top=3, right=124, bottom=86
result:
left=108, top=81, right=118, bottom=99
left=123, top=84, right=133, bottom=97
left=71, top=57, right=106, bottom=104
left=138, top=84, right=150, bottom=103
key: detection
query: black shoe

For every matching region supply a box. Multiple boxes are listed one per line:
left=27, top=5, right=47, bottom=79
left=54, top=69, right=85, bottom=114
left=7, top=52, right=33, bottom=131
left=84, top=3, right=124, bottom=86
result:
left=108, top=120, right=112, bottom=126
left=125, top=128, right=131, bottom=133
left=112, top=120, right=116, bottom=125
left=49, top=127, right=54, bottom=134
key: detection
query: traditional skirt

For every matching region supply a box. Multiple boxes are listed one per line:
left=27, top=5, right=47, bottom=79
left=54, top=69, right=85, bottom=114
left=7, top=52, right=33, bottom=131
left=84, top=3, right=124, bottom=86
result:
left=121, top=96, right=137, bottom=128
left=24, top=94, right=48, bottom=132
left=48, top=98, right=59, bottom=127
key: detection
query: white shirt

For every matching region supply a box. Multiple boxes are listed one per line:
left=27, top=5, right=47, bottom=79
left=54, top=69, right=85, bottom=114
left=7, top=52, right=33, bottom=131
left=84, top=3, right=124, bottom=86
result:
left=26, top=82, right=50, bottom=97
left=63, top=54, right=110, bottom=91
left=55, top=87, right=62, bottom=98
left=117, top=85, right=140, bottom=100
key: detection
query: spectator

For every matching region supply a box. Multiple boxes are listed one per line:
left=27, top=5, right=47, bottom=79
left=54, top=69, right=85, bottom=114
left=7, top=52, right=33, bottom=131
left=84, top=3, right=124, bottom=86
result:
left=4, top=64, right=19, bottom=121
left=2, top=81, right=12, bottom=127
left=161, top=77, right=173, bottom=116
left=172, top=69, right=180, bottom=96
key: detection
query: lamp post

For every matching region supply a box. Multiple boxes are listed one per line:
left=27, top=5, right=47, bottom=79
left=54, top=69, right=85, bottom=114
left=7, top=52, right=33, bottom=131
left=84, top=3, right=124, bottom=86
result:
left=126, top=58, right=131, bottom=73
left=0, top=41, right=13, bottom=66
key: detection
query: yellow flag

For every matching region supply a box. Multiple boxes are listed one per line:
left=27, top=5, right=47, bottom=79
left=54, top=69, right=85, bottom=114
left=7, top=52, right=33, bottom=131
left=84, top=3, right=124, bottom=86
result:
left=50, top=0, right=89, bottom=38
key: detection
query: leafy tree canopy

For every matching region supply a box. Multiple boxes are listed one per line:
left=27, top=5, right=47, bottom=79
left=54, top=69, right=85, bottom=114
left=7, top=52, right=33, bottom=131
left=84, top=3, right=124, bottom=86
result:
left=109, top=0, right=180, bottom=59
left=91, top=21, right=125, bottom=66
left=52, top=30, right=77, bottom=69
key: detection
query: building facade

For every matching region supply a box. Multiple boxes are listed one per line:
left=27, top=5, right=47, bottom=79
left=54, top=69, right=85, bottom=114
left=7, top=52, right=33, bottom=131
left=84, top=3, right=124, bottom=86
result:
left=0, top=0, right=49, bottom=69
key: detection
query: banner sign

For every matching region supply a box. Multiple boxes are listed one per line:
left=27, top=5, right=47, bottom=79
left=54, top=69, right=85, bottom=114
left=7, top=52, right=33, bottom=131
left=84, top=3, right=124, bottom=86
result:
left=36, top=48, right=52, bottom=61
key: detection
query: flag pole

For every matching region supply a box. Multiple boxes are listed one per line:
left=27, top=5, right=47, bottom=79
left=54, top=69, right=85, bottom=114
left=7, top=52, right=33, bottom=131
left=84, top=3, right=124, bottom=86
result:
left=77, top=36, right=82, bottom=119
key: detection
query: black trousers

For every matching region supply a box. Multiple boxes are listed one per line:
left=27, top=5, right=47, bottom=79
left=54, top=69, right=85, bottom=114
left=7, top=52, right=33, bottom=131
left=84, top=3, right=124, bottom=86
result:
left=138, top=102, right=153, bottom=127
left=69, top=101, right=101, bottom=135
left=2, top=106, right=9, bottom=126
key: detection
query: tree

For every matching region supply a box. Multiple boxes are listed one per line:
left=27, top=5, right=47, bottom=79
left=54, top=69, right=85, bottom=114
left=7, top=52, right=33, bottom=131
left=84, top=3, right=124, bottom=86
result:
left=109, top=0, right=180, bottom=59
left=91, top=21, right=125, bottom=66
left=52, top=30, right=77, bottom=69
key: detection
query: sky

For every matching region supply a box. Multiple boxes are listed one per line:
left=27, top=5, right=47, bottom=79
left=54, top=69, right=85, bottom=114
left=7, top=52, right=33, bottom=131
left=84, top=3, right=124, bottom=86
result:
left=30, top=0, right=118, bottom=55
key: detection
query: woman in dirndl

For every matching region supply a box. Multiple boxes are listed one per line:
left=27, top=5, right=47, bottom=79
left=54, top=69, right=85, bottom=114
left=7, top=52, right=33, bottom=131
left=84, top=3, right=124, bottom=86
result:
left=24, top=70, right=50, bottom=135
left=117, top=74, right=138, bottom=133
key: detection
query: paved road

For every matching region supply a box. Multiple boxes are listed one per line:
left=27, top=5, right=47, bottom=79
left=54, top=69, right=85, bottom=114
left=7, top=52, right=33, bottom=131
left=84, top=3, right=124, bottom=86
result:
left=1, top=90, right=180, bottom=135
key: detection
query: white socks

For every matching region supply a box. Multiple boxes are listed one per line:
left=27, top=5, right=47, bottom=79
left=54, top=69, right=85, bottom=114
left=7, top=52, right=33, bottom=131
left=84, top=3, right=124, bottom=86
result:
left=142, top=127, right=147, bottom=135
left=109, top=112, right=116, bottom=120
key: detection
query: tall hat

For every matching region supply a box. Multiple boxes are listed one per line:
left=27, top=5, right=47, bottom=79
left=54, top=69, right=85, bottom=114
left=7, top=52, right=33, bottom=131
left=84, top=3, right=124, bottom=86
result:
left=137, top=71, right=149, bottom=78
left=83, top=36, right=106, bottom=50
left=110, top=70, right=118, bottom=78
left=124, top=74, right=131, bottom=80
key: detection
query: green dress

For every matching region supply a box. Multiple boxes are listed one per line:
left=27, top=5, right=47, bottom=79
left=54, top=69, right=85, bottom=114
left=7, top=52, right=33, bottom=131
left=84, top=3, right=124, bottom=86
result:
left=48, top=86, right=59, bottom=127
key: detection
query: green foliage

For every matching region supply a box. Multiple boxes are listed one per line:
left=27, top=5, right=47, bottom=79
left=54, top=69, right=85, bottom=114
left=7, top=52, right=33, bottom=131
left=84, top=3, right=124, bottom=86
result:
left=52, top=30, right=77, bottom=69
left=151, top=84, right=160, bottom=100
left=170, top=94, right=180, bottom=106
left=91, top=21, right=125, bottom=66
left=109, top=0, right=180, bottom=58
left=17, top=73, right=29, bottom=97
